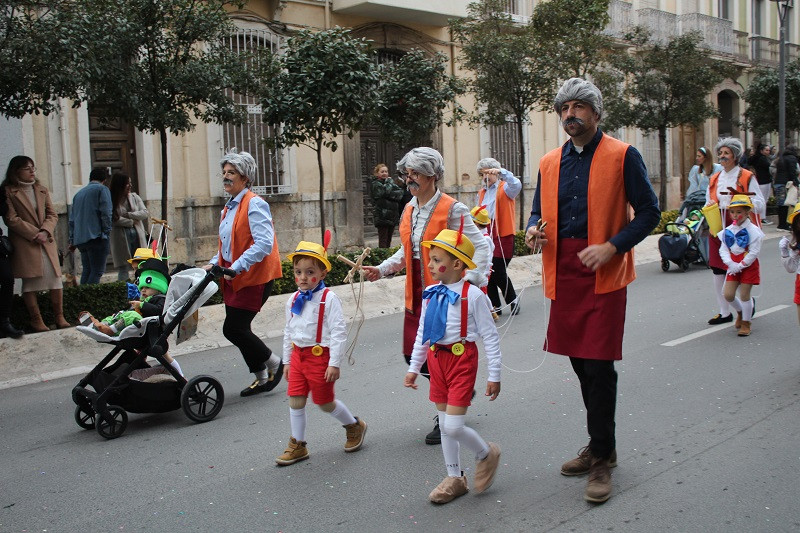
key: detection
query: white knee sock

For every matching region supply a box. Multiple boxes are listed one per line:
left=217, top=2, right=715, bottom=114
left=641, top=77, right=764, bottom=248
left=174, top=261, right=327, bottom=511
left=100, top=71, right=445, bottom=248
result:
left=714, top=274, right=730, bottom=316
left=329, top=400, right=357, bottom=426
left=438, top=411, right=462, bottom=477
left=729, top=297, right=743, bottom=313
left=443, top=414, right=490, bottom=462
left=289, top=407, right=307, bottom=442
left=169, top=359, right=184, bottom=377
left=741, top=298, right=753, bottom=321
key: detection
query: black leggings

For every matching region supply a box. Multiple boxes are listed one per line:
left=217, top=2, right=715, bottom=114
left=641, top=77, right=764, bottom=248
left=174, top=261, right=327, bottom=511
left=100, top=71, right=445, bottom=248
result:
left=223, top=281, right=274, bottom=374
left=0, top=256, right=14, bottom=320
left=487, top=256, right=517, bottom=309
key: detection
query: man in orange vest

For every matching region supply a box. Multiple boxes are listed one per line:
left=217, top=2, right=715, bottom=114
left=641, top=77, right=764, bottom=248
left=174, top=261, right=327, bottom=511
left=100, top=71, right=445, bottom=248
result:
left=525, top=78, right=660, bottom=504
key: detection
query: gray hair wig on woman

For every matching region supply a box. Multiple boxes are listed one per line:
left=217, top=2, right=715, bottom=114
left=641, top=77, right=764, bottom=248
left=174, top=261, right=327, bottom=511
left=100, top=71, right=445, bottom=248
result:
left=220, top=150, right=257, bottom=186
left=396, top=147, right=445, bottom=182
left=476, top=157, right=501, bottom=172
left=714, top=137, right=744, bottom=162
left=553, top=77, right=604, bottom=119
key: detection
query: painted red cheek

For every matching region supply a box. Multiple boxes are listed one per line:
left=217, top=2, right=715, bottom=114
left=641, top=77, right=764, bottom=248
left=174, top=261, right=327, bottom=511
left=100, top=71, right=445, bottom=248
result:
left=295, top=277, right=300, bottom=283
left=438, top=266, right=447, bottom=272
left=311, top=277, right=317, bottom=283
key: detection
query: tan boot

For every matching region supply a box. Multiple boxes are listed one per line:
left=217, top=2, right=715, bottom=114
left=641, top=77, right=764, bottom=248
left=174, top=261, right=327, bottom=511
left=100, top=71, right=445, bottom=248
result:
left=275, top=437, right=309, bottom=466
left=738, top=320, right=751, bottom=336
left=50, top=289, right=71, bottom=329
left=473, top=442, right=501, bottom=493
left=343, top=417, right=367, bottom=452
left=23, top=292, right=49, bottom=332
left=428, top=474, right=469, bottom=504
left=561, top=446, right=618, bottom=476
left=585, top=456, right=613, bottom=503
left=734, top=311, right=742, bottom=329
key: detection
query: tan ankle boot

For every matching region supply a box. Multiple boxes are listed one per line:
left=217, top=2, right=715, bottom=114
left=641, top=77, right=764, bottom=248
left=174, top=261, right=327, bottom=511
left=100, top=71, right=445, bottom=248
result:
left=50, top=289, right=71, bottom=328
left=737, top=321, right=751, bottom=336
left=23, top=292, right=49, bottom=332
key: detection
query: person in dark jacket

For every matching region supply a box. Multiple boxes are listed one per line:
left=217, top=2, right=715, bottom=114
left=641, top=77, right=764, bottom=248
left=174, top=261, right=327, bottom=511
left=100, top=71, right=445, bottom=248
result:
left=0, top=185, right=24, bottom=339
left=369, top=163, right=405, bottom=248
left=748, top=143, right=774, bottom=223
left=773, top=146, right=800, bottom=230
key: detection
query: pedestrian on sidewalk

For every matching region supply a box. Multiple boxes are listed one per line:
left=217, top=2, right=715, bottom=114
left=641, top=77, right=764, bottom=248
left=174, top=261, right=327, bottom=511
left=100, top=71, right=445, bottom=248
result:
left=704, top=138, right=764, bottom=326
left=717, top=195, right=763, bottom=337
left=69, top=167, right=112, bottom=285
left=525, top=78, right=660, bottom=504
left=109, top=172, right=148, bottom=280
left=204, top=150, right=284, bottom=398
left=772, top=145, right=800, bottom=230
left=748, top=143, right=773, bottom=223
left=362, top=147, right=490, bottom=445
left=0, top=182, right=24, bottom=339
left=476, top=158, right=522, bottom=317
left=779, top=202, right=800, bottom=324
left=404, top=227, right=501, bottom=504
left=369, top=163, right=405, bottom=248
left=3, top=156, right=71, bottom=332
left=276, top=235, right=366, bottom=466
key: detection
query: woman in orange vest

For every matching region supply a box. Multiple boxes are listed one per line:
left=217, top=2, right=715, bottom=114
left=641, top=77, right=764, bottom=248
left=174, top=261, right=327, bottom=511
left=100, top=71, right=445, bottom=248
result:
left=703, top=137, right=765, bottom=326
left=204, top=150, right=284, bottom=398
left=476, top=158, right=522, bottom=316
left=363, top=147, right=490, bottom=445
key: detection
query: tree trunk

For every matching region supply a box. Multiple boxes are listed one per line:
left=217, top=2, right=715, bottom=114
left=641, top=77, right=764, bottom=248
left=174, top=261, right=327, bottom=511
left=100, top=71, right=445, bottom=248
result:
left=160, top=128, right=169, bottom=222
left=658, top=126, right=668, bottom=210
left=316, top=138, right=326, bottom=242
left=516, top=114, right=527, bottom=229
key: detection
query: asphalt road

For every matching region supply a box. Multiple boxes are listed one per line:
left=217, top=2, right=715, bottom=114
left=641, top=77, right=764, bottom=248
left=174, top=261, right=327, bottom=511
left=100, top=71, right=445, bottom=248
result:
left=1, top=249, right=798, bottom=533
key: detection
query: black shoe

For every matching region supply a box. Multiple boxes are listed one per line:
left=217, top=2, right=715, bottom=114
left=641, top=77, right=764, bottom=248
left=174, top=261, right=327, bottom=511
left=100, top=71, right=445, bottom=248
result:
left=0, top=319, right=24, bottom=339
left=263, top=362, right=284, bottom=392
left=494, top=308, right=502, bottom=316
left=751, top=298, right=756, bottom=318
left=425, top=415, right=441, bottom=445
left=708, top=313, right=733, bottom=325
left=511, top=301, right=520, bottom=316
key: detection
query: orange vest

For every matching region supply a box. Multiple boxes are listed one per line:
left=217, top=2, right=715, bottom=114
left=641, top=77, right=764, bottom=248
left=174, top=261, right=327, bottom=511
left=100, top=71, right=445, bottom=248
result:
left=220, top=190, right=282, bottom=292
left=539, top=134, right=635, bottom=300
left=399, top=192, right=456, bottom=311
left=478, top=181, right=516, bottom=238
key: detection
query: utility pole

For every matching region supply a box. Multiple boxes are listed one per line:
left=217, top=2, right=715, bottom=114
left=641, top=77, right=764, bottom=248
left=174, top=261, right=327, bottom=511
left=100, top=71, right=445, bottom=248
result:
left=773, top=0, right=793, bottom=156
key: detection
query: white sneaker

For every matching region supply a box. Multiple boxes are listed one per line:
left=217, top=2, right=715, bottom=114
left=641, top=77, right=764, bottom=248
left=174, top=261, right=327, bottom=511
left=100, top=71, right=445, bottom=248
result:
left=762, top=219, right=774, bottom=225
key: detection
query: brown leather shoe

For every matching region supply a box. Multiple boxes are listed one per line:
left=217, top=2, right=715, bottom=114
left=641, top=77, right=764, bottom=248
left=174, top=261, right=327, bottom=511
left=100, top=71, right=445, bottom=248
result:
left=275, top=437, right=309, bottom=466
left=473, top=442, right=501, bottom=493
left=428, top=474, right=469, bottom=504
left=343, top=417, right=367, bottom=452
left=585, top=456, right=612, bottom=503
left=738, top=320, right=751, bottom=336
left=561, top=446, right=618, bottom=476
left=734, top=311, right=743, bottom=329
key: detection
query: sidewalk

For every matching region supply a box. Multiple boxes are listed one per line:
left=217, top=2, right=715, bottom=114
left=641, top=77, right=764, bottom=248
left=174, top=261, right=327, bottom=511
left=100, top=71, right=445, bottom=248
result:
left=0, top=228, right=784, bottom=390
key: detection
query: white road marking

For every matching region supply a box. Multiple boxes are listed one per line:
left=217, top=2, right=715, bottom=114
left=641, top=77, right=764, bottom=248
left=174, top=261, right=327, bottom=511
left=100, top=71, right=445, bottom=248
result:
left=661, top=304, right=791, bottom=347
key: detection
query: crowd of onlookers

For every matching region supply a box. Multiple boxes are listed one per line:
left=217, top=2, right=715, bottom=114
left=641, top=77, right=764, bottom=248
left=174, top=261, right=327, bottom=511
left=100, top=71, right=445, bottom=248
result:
left=739, top=142, right=799, bottom=230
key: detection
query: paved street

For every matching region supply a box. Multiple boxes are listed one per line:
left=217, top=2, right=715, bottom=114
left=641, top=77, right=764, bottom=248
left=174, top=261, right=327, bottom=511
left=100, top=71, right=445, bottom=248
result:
left=1, top=245, right=799, bottom=532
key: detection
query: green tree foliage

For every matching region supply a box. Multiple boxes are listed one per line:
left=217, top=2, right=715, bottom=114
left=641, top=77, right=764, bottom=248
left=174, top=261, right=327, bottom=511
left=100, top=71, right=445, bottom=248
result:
left=79, top=0, right=250, bottom=221
left=596, top=28, right=733, bottom=209
left=0, top=1, right=83, bottom=117
left=259, top=28, right=379, bottom=240
left=376, top=50, right=465, bottom=147
left=742, top=60, right=800, bottom=137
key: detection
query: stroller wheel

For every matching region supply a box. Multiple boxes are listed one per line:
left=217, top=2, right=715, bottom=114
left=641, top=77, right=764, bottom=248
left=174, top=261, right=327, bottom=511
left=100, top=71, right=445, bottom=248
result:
left=661, top=260, right=670, bottom=272
left=74, top=405, right=96, bottom=430
left=96, top=406, right=128, bottom=439
left=680, top=259, right=690, bottom=272
left=182, top=375, right=225, bottom=423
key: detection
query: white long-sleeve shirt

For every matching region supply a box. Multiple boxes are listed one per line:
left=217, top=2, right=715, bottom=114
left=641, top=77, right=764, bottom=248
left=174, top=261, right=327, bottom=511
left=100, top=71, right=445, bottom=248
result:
left=717, top=218, right=764, bottom=268
left=779, top=236, right=800, bottom=274
left=408, top=280, right=501, bottom=383
left=377, top=189, right=490, bottom=287
left=706, top=166, right=765, bottom=213
left=282, top=288, right=347, bottom=368
left=476, top=168, right=522, bottom=219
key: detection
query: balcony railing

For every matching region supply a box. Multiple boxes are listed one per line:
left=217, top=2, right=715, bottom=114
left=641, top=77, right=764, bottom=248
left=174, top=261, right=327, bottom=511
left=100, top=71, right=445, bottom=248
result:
left=497, top=0, right=533, bottom=23
left=678, top=13, right=735, bottom=56
left=636, top=8, right=677, bottom=44
left=604, top=0, right=633, bottom=39
left=751, top=35, right=780, bottom=65
left=734, top=30, right=750, bottom=62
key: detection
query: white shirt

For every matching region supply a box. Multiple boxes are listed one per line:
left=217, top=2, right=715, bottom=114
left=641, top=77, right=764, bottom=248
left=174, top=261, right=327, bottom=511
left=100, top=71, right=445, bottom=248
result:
left=377, top=189, right=491, bottom=287
left=706, top=166, right=765, bottom=213
left=209, top=188, right=275, bottom=274
left=408, top=280, right=501, bottom=382
left=282, top=288, right=348, bottom=368
left=476, top=168, right=522, bottom=219
left=480, top=230, right=494, bottom=280
left=717, top=218, right=764, bottom=268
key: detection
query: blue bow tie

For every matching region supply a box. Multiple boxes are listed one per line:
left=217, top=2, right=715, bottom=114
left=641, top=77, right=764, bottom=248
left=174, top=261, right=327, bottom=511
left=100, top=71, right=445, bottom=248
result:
left=291, top=281, right=326, bottom=315
left=723, top=228, right=749, bottom=249
left=421, top=284, right=460, bottom=346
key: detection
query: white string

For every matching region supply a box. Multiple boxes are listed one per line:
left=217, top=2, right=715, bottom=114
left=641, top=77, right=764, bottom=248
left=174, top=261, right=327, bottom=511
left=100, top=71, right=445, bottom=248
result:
left=338, top=248, right=371, bottom=366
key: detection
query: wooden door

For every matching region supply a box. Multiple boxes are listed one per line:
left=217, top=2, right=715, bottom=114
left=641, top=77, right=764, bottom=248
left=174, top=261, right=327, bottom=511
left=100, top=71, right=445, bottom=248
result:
left=359, top=126, right=408, bottom=236
left=88, top=107, right=139, bottom=192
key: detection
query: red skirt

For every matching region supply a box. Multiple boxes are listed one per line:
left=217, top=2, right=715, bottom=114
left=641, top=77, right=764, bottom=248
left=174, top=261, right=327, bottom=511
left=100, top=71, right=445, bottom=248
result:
left=544, top=239, right=627, bottom=361
left=403, top=258, right=423, bottom=356
left=795, top=275, right=800, bottom=305
left=708, top=211, right=734, bottom=270
left=220, top=259, right=266, bottom=312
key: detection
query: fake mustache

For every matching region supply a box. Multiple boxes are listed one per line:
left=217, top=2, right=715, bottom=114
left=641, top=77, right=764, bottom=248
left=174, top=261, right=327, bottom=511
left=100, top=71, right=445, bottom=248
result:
left=406, top=180, right=420, bottom=190
left=222, top=178, right=234, bottom=186
left=562, top=117, right=585, bottom=128
left=718, top=157, right=730, bottom=163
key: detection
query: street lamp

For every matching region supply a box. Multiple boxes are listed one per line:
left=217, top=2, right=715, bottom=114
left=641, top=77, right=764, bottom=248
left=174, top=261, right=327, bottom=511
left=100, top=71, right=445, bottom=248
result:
left=772, top=0, right=793, bottom=156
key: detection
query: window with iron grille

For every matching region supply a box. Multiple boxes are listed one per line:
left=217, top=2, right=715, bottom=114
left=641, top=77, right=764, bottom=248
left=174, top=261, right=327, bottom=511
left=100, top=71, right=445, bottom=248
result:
left=221, top=28, right=289, bottom=195
left=489, top=118, right=523, bottom=179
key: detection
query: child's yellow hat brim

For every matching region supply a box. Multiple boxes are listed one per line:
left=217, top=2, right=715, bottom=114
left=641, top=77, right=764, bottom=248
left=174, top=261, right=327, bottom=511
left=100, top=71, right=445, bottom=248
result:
left=287, top=241, right=331, bottom=271
left=728, top=194, right=754, bottom=210
left=788, top=202, right=800, bottom=224
left=421, top=229, right=476, bottom=270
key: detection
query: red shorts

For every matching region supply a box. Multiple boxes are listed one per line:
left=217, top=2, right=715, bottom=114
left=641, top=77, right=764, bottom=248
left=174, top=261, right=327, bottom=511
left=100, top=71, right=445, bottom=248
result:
left=286, top=345, right=335, bottom=405
left=794, top=275, right=800, bottom=305
left=427, top=341, right=478, bottom=407
left=725, top=253, right=760, bottom=285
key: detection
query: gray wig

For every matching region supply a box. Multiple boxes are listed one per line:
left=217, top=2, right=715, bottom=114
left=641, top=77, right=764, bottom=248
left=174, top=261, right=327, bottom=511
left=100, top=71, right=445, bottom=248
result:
left=476, top=157, right=501, bottom=172
left=714, top=137, right=743, bottom=161
left=396, top=147, right=445, bottom=182
left=220, top=149, right=257, bottom=186
left=553, top=77, right=604, bottom=119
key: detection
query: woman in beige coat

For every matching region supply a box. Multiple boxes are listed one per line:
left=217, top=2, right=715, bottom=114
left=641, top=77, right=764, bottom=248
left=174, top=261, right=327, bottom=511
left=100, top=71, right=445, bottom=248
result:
left=109, top=172, right=148, bottom=280
left=2, top=156, right=70, bottom=331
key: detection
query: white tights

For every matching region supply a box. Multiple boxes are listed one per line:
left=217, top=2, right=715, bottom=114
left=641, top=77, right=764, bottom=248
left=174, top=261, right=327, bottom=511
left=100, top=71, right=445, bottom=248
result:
left=438, top=410, right=489, bottom=477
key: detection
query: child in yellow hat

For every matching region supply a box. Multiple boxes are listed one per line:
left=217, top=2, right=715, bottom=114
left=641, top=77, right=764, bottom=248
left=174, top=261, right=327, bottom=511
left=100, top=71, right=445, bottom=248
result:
left=276, top=232, right=367, bottom=466
left=717, top=194, right=764, bottom=336
left=471, top=205, right=499, bottom=321
left=404, top=224, right=502, bottom=504
left=778, top=202, right=800, bottom=325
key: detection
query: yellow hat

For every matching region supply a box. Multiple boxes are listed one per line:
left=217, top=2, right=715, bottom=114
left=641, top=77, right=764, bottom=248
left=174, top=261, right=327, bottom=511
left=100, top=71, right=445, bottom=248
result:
left=127, top=247, right=160, bottom=265
left=470, top=205, right=490, bottom=226
left=728, top=194, right=753, bottom=210
left=287, top=232, right=332, bottom=271
left=422, top=228, right=476, bottom=270
left=788, top=202, right=800, bottom=224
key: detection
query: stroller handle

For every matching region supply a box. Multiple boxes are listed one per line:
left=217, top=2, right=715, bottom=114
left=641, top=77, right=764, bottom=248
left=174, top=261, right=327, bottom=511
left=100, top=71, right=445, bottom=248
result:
left=210, top=265, right=237, bottom=279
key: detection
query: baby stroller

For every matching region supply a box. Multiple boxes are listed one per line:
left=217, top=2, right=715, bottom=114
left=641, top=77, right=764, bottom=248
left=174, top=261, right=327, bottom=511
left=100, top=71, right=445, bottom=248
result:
left=659, top=208, right=708, bottom=272
left=71, top=265, right=233, bottom=439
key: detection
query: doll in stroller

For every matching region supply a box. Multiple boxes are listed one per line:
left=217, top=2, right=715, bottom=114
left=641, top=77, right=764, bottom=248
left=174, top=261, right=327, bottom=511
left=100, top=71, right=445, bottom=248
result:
left=71, top=262, right=234, bottom=439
